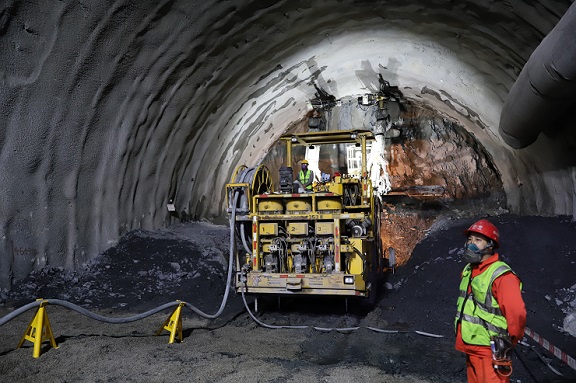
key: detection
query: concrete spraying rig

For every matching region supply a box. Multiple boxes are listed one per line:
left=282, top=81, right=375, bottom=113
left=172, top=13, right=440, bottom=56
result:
left=226, top=129, right=394, bottom=301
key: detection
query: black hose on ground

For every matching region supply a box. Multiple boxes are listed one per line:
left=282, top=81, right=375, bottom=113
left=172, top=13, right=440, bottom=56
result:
left=514, top=347, right=541, bottom=383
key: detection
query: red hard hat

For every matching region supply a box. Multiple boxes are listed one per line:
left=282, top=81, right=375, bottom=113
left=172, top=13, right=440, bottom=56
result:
left=464, top=219, right=499, bottom=248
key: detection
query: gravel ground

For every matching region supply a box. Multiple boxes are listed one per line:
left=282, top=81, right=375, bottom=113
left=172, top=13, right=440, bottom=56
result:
left=1, top=216, right=575, bottom=382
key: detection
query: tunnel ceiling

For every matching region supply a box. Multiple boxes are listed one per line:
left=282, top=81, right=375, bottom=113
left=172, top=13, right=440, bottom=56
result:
left=0, top=0, right=575, bottom=288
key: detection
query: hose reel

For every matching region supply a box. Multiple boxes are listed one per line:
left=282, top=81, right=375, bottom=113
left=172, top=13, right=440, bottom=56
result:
left=228, top=164, right=273, bottom=214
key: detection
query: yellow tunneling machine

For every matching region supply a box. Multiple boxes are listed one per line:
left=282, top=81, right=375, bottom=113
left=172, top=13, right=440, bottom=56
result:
left=226, top=130, right=390, bottom=300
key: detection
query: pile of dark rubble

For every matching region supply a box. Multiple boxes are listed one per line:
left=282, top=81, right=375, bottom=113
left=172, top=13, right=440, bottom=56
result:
left=3, top=224, right=232, bottom=313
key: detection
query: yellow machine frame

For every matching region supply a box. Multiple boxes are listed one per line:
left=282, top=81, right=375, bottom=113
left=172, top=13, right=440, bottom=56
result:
left=227, top=130, right=383, bottom=298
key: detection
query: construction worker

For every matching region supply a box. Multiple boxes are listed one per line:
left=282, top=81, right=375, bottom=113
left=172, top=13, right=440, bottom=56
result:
left=455, top=219, right=526, bottom=383
left=294, top=159, right=314, bottom=193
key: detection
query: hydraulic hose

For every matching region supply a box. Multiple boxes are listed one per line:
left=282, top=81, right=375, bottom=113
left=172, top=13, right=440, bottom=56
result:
left=50, top=300, right=178, bottom=324
left=0, top=299, right=180, bottom=325
left=234, top=167, right=253, bottom=256
left=0, top=175, right=448, bottom=348
left=240, top=288, right=307, bottom=330
left=184, top=190, right=238, bottom=319
left=0, top=300, right=43, bottom=326
left=239, top=282, right=448, bottom=335
left=240, top=222, right=252, bottom=256
left=353, top=248, right=367, bottom=276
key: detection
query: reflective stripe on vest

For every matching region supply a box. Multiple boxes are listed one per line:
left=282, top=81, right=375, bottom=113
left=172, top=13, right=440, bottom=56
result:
left=454, top=261, right=519, bottom=346
left=299, top=170, right=312, bottom=190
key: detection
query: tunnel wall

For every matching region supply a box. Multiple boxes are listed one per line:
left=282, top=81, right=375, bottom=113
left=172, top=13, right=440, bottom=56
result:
left=0, top=0, right=573, bottom=290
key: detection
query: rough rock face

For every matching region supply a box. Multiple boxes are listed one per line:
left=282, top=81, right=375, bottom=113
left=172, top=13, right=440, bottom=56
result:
left=387, top=103, right=504, bottom=202
left=259, top=98, right=507, bottom=267
left=1, top=0, right=575, bottom=292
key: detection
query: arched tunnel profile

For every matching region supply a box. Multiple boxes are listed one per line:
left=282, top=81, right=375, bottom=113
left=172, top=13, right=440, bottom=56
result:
left=1, top=0, right=576, bottom=289
left=0, top=0, right=576, bottom=383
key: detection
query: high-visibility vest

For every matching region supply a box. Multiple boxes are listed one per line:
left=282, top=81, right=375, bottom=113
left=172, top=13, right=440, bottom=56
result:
left=454, top=261, right=520, bottom=345
left=298, top=170, right=312, bottom=190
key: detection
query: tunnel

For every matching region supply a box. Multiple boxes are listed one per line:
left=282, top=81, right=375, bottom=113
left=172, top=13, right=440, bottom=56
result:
left=2, top=0, right=576, bottom=290
left=1, top=1, right=576, bottom=380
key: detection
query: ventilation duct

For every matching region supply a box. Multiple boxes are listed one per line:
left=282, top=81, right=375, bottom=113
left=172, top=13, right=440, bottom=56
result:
left=499, top=2, right=576, bottom=149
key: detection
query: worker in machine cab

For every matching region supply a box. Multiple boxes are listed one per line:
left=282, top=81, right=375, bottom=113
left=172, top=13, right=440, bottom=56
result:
left=455, top=219, right=526, bottom=383
left=294, top=159, right=314, bottom=193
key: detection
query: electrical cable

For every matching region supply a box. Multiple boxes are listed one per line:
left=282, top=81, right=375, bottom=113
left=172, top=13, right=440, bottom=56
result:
left=239, top=275, right=444, bottom=337
left=240, top=288, right=308, bottom=330
left=517, top=340, right=564, bottom=377
left=514, top=346, right=542, bottom=383
left=353, top=248, right=367, bottom=276
left=240, top=223, right=252, bottom=256
left=184, top=190, right=238, bottom=319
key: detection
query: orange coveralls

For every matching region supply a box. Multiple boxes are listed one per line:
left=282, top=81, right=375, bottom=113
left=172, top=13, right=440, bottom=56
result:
left=455, top=253, right=527, bottom=383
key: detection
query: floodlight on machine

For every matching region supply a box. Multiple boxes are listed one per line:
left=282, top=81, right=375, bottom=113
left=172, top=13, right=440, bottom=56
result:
left=358, top=94, right=376, bottom=106
left=343, top=275, right=354, bottom=284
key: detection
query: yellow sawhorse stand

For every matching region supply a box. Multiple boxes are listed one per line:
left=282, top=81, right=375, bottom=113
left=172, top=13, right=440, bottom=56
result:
left=18, top=299, right=58, bottom=358
left=156, top=301, right=185, bottom=343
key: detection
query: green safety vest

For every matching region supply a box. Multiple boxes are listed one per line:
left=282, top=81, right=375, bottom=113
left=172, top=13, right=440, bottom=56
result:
left=298, top=169, right=312, bottom=190
left=454, top=261, right=520, bottom=346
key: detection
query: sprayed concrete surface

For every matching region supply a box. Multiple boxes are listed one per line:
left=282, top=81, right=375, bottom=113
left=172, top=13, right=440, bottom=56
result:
left=1, top=1, right=576, bottom=293
left=1, top=218, right=575, bottom=382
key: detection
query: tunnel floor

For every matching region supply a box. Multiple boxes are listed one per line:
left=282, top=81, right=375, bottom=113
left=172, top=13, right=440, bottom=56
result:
left=1, top=215, right=575, bottom=382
